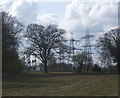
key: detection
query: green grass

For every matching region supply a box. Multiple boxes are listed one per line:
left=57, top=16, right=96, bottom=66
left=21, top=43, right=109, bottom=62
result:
left=2, top=72, right=118, bottom=96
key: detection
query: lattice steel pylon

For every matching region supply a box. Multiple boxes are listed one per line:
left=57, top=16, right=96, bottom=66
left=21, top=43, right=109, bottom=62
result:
left=81, top=27, right=94, bottom=73
left=68, top=32, right=82, bottom=65
left=69, top=32, right=82, bottom=55
left=82, top=28, right=94, bottom=55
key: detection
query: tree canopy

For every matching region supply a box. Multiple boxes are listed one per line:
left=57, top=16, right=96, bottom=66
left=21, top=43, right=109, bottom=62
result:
left=25, top=24, right=66, bottom=73
left=72, top=53, right=93, bottom=73
left=2, top=12, right=24, bottom=73
left=97, top=28, right=120, bottom=73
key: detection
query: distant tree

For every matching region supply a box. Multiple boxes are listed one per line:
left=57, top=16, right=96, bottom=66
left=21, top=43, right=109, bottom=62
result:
left=25, top=24, right=66, bottom=73
left=72, top=53, right=92, bottom=73
left=97, top=28, right=120, bottom=73
left=2, top=12, right=24, bottom=73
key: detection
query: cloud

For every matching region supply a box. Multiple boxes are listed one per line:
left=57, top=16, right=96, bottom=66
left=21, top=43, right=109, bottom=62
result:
left=36, top=13, right=59, bottom=26
left=59, top=0, right=118, bottom=35
left=1, top=0, right=118, bottom=33
left=1, top=0, right=39, bottom=25
left=1, top=0, right=118, bottom=38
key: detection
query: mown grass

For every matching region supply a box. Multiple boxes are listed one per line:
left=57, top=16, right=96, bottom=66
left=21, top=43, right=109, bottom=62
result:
left=2, top=72, right=118, bottom=96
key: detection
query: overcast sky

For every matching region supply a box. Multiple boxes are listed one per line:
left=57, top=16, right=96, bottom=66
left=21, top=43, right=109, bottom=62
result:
left=0, top=0, right=119, bottom=63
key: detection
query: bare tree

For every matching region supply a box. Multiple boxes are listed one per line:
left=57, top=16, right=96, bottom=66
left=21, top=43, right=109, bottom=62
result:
left=25, top=24, right=66, bottom=73
left=97, top=28, right=120, bottom=73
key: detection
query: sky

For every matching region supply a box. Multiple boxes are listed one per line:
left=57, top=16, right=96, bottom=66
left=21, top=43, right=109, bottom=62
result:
left=0, top=0, right=119, bottom=63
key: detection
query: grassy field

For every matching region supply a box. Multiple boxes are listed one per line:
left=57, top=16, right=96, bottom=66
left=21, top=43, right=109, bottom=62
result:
left=2, top=72, right=118, bottom=96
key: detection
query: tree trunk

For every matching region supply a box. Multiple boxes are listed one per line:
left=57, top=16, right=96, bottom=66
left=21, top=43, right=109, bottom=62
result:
left=86, top=68, right=89, bottom=73
left=117, top=39, right=120, bottom=74
left=40, top=66, right=42, bottom=72
left=117, top=30, right=120, bottom=74
left=86, top=64, right=90, bottom=74
left=117, top=51, right=120, bottom=74
left=44, top=60, right=48, bottom=73
left=78, top=63, right=83, bottom=74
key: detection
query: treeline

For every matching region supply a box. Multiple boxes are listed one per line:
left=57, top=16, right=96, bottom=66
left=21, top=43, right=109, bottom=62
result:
left=2, top=11, right=120, bottom=74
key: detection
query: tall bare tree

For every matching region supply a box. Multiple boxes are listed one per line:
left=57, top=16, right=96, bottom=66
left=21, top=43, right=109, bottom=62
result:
left=25, top=24, right=66, bottom=73
left=97, top=28, right=120, bottom=73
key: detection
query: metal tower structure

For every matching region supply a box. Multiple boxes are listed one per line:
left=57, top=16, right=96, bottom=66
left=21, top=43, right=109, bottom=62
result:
left=82, top=28, right=94, bottom=55
left=81, top=27, right=95, bottom=73
left=69, top=32, right=82, bottom=55
left=56, top=32, right=83, bottom=66
left=68, top=32, right=83, bottom=65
